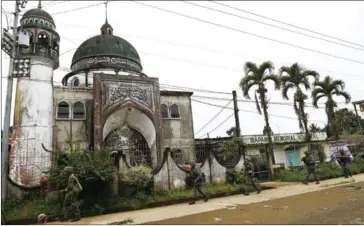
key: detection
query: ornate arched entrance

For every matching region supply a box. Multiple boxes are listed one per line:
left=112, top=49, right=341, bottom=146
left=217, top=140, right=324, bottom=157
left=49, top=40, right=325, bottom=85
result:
left=102, top=106, right=157, bottom=167
left=104, top=125, right=152, bottom=167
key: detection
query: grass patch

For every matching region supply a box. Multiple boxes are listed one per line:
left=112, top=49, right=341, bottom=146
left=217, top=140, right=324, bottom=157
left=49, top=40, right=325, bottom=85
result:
left=276, top=158, right=364, bottom=182
left=3, top=182, right=255, bottom=222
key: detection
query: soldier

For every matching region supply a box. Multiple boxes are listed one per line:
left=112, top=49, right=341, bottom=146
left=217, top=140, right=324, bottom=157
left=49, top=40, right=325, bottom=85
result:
left=338, top=149, right=352, bottom=178
left=301, top=151, right=320, bottom=185
left=241, top=157, right=261, bottom=195
left=188, top=163, right=208, bottom=205
left=60, top=166, right=83, bottom=222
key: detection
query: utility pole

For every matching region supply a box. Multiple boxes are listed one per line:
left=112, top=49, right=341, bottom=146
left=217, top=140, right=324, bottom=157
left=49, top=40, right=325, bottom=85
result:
left=352, top=101, right=364, bottom=136
left=232, top=90, right=245, bottom=161
left=232, top=90, right=241, bottom=137
left=1, top=0, right=27, bottom=203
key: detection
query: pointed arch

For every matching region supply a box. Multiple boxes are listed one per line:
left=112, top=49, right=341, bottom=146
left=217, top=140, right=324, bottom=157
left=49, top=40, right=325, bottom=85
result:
left=161, top=103, right=169, bottom=119
left=57, top=101, right=70, bottom=119
left=170, top=104, right=180, bottom=118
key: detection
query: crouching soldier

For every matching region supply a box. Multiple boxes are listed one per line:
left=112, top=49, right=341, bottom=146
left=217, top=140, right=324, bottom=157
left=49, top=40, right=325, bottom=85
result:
left=188, top=163, right=208, bottom=205
left=241, top=157, right=261, bottom=195
left=61, top=166, right=83, bottom=222
left=338, top=149, right=352, bottom=178
left=302, top=151, right=320, bottom=185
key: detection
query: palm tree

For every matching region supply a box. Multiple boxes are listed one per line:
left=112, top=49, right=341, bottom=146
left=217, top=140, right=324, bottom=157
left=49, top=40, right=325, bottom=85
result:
left=309, top=123, right=322, bottom=133
left=311, top=76, right=351, bottom=138
left=240, top=61, right=280, bottom=179
left=226, top=126, right=236, bottom=137
left=279, top=63, right=319, bottom=141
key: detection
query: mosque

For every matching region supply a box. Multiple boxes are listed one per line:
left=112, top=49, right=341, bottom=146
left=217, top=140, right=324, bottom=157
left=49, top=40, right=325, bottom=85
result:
left=9, top=2, right=196, bottom=189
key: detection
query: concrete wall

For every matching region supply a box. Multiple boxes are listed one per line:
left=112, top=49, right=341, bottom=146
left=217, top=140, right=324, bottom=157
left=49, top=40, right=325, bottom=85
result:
left=53, top=86, right=93, bottom=152
left=160, top=91, right=195, bottom=163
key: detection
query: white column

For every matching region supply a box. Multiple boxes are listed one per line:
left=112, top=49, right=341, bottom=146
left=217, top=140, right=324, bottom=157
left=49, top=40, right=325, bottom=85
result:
left=9, top=58, right=54, bottom=188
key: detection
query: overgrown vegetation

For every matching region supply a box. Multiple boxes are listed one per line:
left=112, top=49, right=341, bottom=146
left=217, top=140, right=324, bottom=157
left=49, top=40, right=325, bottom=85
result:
left=119, top=165, right=154, bottom=197
left=276, top=157, right=364, bottom=182
left=48, top=150, right=116, bottom=198
left=3, top=182, right=254, bottom=221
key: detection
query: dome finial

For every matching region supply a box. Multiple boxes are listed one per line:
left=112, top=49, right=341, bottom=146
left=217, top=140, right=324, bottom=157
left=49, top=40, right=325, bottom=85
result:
left=100, top=0, right=113, bottom=35
left=105, top=1, right=108, bottom=23
left=38, top=0, right=42, bottom=9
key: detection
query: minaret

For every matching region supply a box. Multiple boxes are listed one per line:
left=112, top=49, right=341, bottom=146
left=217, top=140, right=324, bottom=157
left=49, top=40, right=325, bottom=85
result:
left=10, top=0, right=60, bottom=188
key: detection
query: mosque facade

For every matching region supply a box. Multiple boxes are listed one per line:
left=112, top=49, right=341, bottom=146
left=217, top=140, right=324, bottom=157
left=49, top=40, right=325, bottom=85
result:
left=9, top=4, right=196, bottom=190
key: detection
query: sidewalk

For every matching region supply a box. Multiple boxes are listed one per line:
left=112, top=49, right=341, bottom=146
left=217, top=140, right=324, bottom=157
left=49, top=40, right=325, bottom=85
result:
left=48, top=174, right=364, bottom=225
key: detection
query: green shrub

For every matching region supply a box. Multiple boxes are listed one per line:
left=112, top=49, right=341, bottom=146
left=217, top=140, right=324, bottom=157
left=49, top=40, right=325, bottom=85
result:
left=276, top=158, right=364, bottom=182
left=119, top=165, right=153, bottom=194
left=4, top=182, right=253, bottom=221
left=48, top=150, right=115, bottom=194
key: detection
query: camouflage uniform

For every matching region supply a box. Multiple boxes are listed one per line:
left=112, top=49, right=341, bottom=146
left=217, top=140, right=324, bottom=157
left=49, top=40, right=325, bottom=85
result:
left=302, top=151, right=319, bottom=184
left=188, top=164, right=208, bottom=205
left=62, top=166, right=83, bottom=222
left=338, top=150, right=352, bottom=178
left=241, top=158, right=261, bottom=195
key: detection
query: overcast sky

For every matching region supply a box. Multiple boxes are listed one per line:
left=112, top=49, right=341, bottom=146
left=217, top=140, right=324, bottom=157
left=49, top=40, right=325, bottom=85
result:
left=1, top=1, right=364, bottom=138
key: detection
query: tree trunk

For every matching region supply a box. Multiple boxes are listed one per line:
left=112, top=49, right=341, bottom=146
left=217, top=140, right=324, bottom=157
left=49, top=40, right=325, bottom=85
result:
left=299, top=99, right=311, bottom=141
left=326, top=99, right=335, bottom=138
left=259, top=88, right=274, bottom=180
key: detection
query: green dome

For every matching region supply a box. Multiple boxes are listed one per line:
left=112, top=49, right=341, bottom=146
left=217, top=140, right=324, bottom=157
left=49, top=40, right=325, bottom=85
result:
left=71, top=34, right=142, bottom=68
left=22, top=8, right=55, bottom=26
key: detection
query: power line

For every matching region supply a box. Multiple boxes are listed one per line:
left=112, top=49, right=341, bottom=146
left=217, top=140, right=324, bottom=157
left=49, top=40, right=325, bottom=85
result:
left=131, top=1, right=364, bottom=65
left=43, top=1, right=68, bottom=8
left=183, top=1, right=364, bottom=52
left=209, top=1, right=364, bottom=49
left=195, top=99, right=232, bottom=136
left=55, top=31, right=364, bottom=80
left=198, top=113, right=235, bottom=138
left=52, top=2, right=104, bottom=15
left=191, top=98, right=327, bottom=123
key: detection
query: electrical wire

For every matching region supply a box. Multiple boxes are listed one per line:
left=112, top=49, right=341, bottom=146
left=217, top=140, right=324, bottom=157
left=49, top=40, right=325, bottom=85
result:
left=131, top=1, right=364, bottom=65
left=191, top=98, right=327, bottom=123
left=183, top=1, right=364, bottom=52
left=198, top=113, right=235, bottom=138
left=194, top=99, right=232, bottom=136
left=54, top=32, right=364, bottom=80
left=209, top=1, right=364, bottom=49
left=52, top=2, right=104, bottom=15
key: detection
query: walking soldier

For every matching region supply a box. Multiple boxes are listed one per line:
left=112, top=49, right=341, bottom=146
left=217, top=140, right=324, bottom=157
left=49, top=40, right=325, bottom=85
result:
left=301, top=151, right=320, bottom=185
left=61, top=166, right=83, bottom=222
left=241, top=157, right=261, bottom=195
left=338, top=149, right=352, bottom=178
left=188, top=163, right=208, bottom=205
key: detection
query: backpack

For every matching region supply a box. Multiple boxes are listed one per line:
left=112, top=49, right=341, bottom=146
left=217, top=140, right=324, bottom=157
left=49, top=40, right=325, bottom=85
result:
left=201, top=173, right=206, bottom=183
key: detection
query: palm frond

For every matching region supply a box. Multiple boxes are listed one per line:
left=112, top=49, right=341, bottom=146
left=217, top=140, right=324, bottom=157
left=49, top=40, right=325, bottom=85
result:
left=259, top=61, right=275, bottom=76
left=330, top=79, right=345, bottom=92
left=312, top=94, right=326, bottom=108
left=333, top=91, right=351, bottom=104
left=301, top=77, right=311, bottom=90
left=263, top=75, right=281, bottom=90
left=244, top=62, right=259, bottom=76
left=281, top=83, right=295, bottom=100
left=254, top=91, right=262, bottom=115
left=311, top=87, right=326, bottom=98
left=303, top=70, right=320, bottom=80
left=240, top=77, right=258, bottom=99
left=278, top=66, right=292, bottom=77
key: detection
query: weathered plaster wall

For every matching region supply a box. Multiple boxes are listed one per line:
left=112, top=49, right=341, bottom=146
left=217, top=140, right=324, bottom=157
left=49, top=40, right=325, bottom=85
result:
left=53, top=86, right=93, bottom=152
left=161, top=92, right=195, bottom=163
left=9, top=58, right=54, bottom=188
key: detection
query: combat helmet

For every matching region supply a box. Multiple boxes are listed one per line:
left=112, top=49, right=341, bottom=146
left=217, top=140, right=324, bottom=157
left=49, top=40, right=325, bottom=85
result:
left=63, top=166, right=74, bottom=173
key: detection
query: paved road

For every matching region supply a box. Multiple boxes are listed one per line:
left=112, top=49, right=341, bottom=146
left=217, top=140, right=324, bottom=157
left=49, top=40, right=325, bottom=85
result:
left=150, top=181, right=364, bottom=225
left=48, top=174, right=364, bottom=225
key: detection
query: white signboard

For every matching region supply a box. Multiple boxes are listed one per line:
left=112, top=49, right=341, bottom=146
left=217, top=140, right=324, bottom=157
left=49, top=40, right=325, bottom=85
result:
left=329, top=142, right=353, bottom=164
left=242, top=132, right=327, bottom=145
